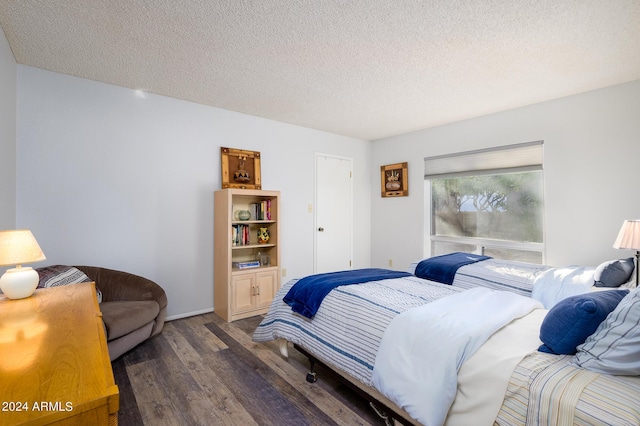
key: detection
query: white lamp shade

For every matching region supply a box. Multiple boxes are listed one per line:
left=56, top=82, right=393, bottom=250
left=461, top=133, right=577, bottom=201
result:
left=0, top=230, right=46, bottom=267
left=613, top=220, right=640, bottom=250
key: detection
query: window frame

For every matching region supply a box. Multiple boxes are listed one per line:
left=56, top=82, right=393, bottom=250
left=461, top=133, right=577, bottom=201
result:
left=424, top=141, right=545, bottom=263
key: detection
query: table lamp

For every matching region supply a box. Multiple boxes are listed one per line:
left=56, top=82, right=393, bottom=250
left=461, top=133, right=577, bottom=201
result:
left=0, top=230, right=46, bottom=299
left=613, top=219, right=640, bottom=287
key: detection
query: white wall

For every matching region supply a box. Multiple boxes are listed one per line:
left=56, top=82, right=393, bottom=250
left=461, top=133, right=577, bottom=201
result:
left=16, top=66, right=371, bottom=319
left=0, top=27, right=16, bottom=229
left=13, top=63, right=640, bottom=318
left=371, top=80, right=640, bottom=270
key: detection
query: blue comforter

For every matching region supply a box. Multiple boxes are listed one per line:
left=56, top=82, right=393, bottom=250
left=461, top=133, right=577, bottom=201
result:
left=415, top=252, right=491, bottom=285
left=283, top=268, right=411, bottom=319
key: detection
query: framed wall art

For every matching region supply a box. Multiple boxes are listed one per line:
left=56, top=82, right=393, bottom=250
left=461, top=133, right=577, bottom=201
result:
left=221, top=147, right=262, bottom=190
left=380, top=162, right=408, bottom=197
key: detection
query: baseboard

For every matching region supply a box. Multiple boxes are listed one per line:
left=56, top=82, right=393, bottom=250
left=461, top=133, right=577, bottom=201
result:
left=165, top=307, right=214, bottom=322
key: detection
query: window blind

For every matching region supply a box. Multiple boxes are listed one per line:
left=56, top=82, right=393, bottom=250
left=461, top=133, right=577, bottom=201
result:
left=424, top=140, right=543, bottom=179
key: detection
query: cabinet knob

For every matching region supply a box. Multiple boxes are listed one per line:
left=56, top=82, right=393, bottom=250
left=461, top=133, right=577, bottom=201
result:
left=318, top=227, right=324, bottom=232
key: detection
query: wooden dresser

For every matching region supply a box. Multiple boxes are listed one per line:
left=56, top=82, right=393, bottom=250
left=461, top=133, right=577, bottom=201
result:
left=0, top=282, right=119, bottom=425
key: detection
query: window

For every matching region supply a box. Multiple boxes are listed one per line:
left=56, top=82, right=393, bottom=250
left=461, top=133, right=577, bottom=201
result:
left=425, top=141, right=544, bottom=263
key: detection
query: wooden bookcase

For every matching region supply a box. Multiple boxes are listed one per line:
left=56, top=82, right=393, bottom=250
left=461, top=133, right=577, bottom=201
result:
left=214, top=189, right=281, bottom=322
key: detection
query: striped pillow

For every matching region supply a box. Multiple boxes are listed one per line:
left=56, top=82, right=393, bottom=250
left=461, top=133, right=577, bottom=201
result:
left=36, top=265, right=101, bottom=303
left=574, top=289, right=640, bottom=375
left=37, top=265, right=90, bottom=288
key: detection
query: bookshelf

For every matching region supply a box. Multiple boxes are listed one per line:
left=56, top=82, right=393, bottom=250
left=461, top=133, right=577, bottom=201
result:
left=214, top=189, right=280, bottom=321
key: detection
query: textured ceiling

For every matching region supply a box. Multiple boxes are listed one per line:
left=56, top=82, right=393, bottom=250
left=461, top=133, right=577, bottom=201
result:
left=1, top=1, right=639, bottom=141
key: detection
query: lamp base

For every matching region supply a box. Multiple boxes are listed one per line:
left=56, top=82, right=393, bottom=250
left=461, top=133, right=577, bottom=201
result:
left=635, top=251, right=640, bottom=288
left=0, top=266, right=39, bottom=299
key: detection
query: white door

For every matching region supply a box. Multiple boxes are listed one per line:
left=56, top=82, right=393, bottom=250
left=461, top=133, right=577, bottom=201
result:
left=315, top=154, right=353, bottom=273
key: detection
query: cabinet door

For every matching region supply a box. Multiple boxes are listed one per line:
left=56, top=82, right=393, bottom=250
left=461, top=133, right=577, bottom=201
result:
left=254, top=270, right=278, bottom=309
left=231, top=274, right=255, bottom=314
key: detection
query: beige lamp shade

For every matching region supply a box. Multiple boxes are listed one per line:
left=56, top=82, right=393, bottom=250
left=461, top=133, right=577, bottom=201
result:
left=613, top=220, right=640, bottom=250
left=0, top=230, right=46, bottom=267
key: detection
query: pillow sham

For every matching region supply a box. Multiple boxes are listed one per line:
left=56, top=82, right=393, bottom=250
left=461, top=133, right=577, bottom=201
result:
left=538, top=289, right=629, bottom=355
left=574, top=289, right=640, bottom=375
left=594, top=258, right=635, bottom=287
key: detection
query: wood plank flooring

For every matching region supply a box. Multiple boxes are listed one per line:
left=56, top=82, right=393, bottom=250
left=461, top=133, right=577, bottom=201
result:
left=111, top=312, right=389, bottom=425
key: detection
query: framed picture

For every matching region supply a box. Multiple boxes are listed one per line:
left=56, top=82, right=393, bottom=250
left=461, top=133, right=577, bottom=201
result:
left=221, top=147, right=262, bottom=190
left=380, top=162, right=408, bottom=197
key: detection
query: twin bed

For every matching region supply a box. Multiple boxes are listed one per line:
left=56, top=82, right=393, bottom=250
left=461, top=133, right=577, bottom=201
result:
left=252, top=253, right=640, bottom=425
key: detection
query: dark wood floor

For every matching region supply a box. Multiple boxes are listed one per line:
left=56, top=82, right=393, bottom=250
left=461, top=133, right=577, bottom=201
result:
left=111, top=312, right=389, bottom=425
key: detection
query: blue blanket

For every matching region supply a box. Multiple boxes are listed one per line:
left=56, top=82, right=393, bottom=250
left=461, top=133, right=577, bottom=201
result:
left=415, top=252, right=491, bottom=285
left=283, top=268, right=412, bottom=319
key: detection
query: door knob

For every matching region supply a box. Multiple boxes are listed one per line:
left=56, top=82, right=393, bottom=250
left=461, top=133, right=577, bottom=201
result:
left=318, top=227, right=324, bottom=232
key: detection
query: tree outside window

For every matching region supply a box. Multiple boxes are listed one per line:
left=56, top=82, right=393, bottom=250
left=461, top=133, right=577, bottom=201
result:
left=430, top=171, right=544, bottom=262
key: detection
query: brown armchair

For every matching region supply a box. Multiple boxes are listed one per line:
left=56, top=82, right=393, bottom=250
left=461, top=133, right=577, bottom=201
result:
left=75, top=266, right=167, bottom=360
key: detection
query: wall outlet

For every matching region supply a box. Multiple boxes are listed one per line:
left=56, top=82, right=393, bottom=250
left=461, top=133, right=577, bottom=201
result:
left=388, top=259, right=393, bottom=267
left=307, top=204, right=313, bottom=213
left=282, top=268, right=287, bottom=277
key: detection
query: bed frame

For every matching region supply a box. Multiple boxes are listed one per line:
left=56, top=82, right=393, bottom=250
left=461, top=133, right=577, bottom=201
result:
left=282, top=340, right=420, bottom=426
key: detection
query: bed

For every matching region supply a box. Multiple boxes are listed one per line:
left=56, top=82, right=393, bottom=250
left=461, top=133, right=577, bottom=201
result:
left=252, top=253, right=640, bottom=425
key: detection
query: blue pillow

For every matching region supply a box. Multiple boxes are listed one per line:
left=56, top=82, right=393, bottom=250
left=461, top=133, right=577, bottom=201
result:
left=538, top=289, right=629, bottom=355
left=593, top=258, right=635, bottom=287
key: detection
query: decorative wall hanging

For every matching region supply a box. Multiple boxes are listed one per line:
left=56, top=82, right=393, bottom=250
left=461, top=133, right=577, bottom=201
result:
left=221, top=147, right=262, bottom=189
left=380, top=162, right=408, bottom=197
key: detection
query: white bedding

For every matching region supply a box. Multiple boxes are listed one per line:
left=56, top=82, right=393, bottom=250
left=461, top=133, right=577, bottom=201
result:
left=446, top=308, right=547, bottom=426
left=531, top=266, right=595, bottom=308
left=371, top=287, right=543, bottom=426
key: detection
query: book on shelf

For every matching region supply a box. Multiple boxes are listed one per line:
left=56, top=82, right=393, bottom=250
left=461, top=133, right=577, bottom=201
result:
left=249, top=200, right=272, bottom=221
left=231, top=224, right=251, bottom=246
left=232, top=260, right=260, bottom=269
